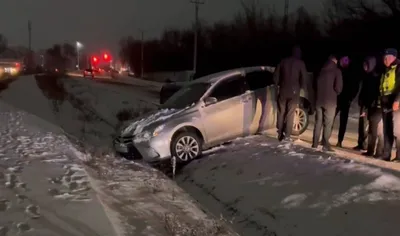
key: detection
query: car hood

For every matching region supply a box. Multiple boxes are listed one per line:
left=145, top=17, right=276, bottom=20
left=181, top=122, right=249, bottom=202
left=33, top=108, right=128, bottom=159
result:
left=120, top=106, right=193, bottom=136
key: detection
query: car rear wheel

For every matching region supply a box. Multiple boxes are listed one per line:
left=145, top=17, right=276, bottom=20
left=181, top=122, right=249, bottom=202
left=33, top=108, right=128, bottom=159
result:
left=171, top=132, right=202, bottom=163
left=292, top=106, right=309, bottom=136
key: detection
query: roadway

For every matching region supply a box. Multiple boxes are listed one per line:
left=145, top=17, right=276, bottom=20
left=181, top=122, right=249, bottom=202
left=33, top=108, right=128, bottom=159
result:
left=4, top=73, right=400, bottom=236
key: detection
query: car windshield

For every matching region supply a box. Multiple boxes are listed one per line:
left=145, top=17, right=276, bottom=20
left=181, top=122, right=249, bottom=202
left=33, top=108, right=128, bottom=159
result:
left=161, top=82, right=211, bottom=109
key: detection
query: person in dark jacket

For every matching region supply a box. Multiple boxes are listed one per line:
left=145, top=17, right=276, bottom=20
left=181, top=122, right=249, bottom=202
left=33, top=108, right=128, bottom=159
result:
left=359, top=56, right=384, bottom=157
left=378, top=48, right=400, bottom=161
left=273, top=46, right=308, bottom=141
left=334, top=56, right=362, bottom=148
left=312, top=56, right=343, bottom=152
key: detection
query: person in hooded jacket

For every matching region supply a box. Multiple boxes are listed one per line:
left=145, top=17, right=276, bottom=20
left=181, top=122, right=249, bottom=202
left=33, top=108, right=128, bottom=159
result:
left=359, top=56, right=384, bottom=157
left=312, top=56, right=343, bottom=152
left=273, top=46, right=308, bottom=141
left=334, top=56, right=362, bottom=148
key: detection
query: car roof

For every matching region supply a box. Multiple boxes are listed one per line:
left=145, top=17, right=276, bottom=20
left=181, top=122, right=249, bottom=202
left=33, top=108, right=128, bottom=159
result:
left=192, top=66, right=275, bottom=84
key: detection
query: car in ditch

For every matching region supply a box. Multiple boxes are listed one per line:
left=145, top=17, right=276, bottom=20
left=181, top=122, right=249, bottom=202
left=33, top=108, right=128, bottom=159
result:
left=160, top=66, right=314, bottom=135
left=114, top=66, right=314, bottom=163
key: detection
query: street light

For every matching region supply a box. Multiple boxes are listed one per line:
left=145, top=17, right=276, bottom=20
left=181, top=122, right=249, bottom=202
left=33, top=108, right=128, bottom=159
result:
left=76, top=41, right=83, bottom=70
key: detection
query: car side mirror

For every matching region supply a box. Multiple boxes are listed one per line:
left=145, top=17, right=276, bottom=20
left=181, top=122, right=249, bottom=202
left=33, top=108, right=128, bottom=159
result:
left=204, top=97, right=217, bottom=106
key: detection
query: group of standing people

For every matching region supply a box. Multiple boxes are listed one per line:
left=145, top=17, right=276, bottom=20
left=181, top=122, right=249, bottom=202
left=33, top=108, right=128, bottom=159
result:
left=274, top=46, right=400, bottom=162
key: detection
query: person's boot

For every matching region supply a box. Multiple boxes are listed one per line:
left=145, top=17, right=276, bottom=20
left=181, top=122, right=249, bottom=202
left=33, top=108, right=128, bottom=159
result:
left=392, top=150, right=400, bottom=162
left=278, top=132, right=285, bottom=142
left=352, top=145, right=366, bottom=151
left=323, top=145, right=335, bottom=153
left=362, top=151, right=374, bottom=156
left=392, top=157, right=400, bottom=162
left=336, top=141, right=342, bottom=148
left=376, top=155, right=391, bottom=161
left=311, top=143, right=318, bottom=149
left=283, top=137, right=293, bottom=142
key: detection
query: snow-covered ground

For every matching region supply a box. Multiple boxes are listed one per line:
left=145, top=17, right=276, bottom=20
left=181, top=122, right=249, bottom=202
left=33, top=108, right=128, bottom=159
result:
left=4, top=74, right=400, bottom=235
left=0, top=75, right=239, bottom=235
left=59, top=75, right=400, bottom=235
left=177, top=136, right=400, bottom=235
left=0, top=101, right=116, bottom=236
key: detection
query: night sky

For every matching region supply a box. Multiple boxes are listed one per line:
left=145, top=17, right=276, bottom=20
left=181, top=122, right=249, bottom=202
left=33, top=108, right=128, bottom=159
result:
left=0, top=0, right=322, bottom=54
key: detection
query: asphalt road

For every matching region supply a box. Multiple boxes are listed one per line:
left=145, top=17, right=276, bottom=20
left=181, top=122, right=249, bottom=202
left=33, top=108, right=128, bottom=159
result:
left=3, top=75, right=400, bottom=236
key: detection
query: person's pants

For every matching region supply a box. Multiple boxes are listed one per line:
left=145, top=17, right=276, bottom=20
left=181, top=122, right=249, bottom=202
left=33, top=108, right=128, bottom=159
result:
left=313, top=105, right=335, bottom=147
left=277, top=96, right=299, bottom=137
left=367, top=108, right=383, bottom=155
left=334, top=101, right=351, bottom=143
left=382, top=109, right=395, bottom=158
left=357, top=109, right=368, bottom=148
left=391, top=111, right=400, bottom=159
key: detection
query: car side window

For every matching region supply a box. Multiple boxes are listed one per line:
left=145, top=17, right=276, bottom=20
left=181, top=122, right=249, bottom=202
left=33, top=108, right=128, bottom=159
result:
left=209, top=74, right=247, bottom=102
left=245, top=70, right=274, bottom=91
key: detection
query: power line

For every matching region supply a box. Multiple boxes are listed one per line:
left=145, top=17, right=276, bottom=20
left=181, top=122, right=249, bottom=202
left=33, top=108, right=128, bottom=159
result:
left=190, top=0, right=204, bottom=74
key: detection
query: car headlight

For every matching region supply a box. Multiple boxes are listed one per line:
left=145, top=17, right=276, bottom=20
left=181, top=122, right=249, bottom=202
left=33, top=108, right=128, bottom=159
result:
left=153, top=125, right=165, bottom=137
left=134, top=131, right=151, bottom=143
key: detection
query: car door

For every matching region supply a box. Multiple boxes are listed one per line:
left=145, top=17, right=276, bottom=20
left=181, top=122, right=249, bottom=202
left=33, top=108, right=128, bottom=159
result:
left=244, top=69, right=277, bottom=134
left=200, top=74, right=250, bottom=145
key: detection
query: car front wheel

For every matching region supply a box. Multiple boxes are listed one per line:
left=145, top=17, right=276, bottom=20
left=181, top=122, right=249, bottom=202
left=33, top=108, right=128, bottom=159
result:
left=171, top=132, right=202, bottom=163
left=292, top=106, right=309, bottom=135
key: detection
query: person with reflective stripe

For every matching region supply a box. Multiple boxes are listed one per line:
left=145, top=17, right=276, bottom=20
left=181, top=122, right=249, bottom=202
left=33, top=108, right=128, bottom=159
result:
left=378, top=48, right=400, bottom=161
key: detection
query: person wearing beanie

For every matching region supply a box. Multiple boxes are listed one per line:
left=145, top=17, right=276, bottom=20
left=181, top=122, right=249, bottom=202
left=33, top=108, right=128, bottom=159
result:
left=312, top=55, right=343, bottom=152
left=378, top=48, right=400, bottom=161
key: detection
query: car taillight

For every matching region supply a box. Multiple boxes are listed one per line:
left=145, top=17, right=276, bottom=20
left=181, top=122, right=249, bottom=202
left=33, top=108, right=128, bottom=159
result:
left=15, top=63, right=20, bottom=68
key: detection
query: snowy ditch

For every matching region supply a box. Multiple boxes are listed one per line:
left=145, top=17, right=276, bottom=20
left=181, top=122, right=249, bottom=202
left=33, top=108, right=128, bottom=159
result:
left=0, top=75, right=239, bottom=235
left=5, top=75, right=400, bottom=235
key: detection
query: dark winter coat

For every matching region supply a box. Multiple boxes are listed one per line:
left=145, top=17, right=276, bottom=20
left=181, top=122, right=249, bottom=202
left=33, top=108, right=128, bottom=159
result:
left=273, top=49, right=308, bottom=99
left=358, top=57, right=381, bottom=112
left=315, top=59, right=343, bottom=107
left=338, top=65, right=361, bottom=104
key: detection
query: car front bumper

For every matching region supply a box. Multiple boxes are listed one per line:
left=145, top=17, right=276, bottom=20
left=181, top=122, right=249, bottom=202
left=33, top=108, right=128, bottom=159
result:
left=113, top=134, right=172, bottom=162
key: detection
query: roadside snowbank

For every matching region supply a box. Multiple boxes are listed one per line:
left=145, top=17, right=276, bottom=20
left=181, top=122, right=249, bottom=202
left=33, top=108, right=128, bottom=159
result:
left=0, top=101, right=116, bottom=236
left=0, top=75, right=239, bottom=235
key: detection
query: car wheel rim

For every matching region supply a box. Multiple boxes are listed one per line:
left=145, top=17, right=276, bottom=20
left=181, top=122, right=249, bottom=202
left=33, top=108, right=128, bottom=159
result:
left=175, top=136, right=199, bottom=161
left=293, top=108, right=306, bottom=132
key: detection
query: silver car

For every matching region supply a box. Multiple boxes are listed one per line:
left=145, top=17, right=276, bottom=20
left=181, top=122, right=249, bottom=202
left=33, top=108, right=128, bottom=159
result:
left=114, top=66, right=311, bottom=163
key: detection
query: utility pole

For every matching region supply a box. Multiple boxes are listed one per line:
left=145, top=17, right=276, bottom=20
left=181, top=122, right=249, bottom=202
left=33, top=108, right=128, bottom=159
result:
left=28, top=20, right=32, bottom=51
left=140, top=30, right=144, bottom=78
left=283, top=0, right=289, bottom=32
left=27, top=20, right=32, bottom=70
left=190, top=0, right=204, bottom=74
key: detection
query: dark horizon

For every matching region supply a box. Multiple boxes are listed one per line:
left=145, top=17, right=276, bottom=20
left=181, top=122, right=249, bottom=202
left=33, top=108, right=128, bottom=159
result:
left=0, top=0, right=324, bottom=54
